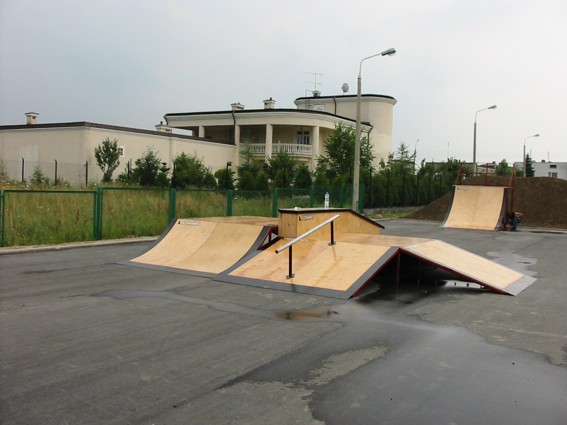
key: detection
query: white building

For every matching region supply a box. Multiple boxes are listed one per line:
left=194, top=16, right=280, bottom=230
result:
left=0, top=92, right=397, bottom=185
left=0, top=117, right=234, bottom=185
left=165, top=93, right=396, bottom=169
left=514, top=161, right=567, bottom=180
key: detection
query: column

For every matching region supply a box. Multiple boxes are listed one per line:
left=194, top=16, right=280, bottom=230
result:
left=311, top=125, right=320, bottom=169
left=233, top=124, right=240, bottom=167
left=198, top=126, right=205, bottom=138
left=265, top=124, right=273, bottom=161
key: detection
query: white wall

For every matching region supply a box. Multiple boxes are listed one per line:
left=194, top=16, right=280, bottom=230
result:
left=0, top=124, right=236, bottom=185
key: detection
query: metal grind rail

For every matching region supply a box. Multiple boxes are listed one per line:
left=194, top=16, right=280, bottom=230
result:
left=275, top=214, right=340, bottom=279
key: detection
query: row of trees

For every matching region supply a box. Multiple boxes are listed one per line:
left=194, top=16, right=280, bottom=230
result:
left=94, top=125, right=535, bottom=207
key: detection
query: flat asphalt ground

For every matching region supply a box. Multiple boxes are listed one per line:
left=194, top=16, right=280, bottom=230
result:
left=1, top=219, right=566, bottom=424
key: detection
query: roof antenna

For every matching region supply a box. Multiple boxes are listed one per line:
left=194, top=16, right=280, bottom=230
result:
left=305, top=72, right=323, bottom=95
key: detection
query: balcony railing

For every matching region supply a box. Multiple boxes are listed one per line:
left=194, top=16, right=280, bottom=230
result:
left=248, top=143, right=312, bottom=157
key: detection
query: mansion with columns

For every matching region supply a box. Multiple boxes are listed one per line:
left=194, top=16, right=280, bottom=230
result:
left=165, top=93, right=396, bottom=169
left=0, top=92, right=396, bottom=185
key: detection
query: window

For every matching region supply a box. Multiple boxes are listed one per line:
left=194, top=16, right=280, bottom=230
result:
left=550, top=164, right=557, bottom=169
left=548, top=172, right=558, bottom=178
left=296, top=131, right=310, bottom=145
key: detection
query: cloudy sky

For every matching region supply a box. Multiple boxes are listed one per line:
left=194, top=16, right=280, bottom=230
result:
left=1, top=0, right=566, bottom=165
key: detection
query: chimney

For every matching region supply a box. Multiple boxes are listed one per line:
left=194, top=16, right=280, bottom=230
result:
left=231, top=102, right=245, bottom=111
left=155, top=121, right=172, bottom=133
left=25, top=112, right=39, bottom=125
left=263, top=97, right=276, bottom=109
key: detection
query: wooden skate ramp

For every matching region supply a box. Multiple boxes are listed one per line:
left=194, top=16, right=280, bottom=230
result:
left=218, top=234, right=535, bottom=298
left=442, top=185, right=508, bottom=230
left=125, top=217, right=277, bottom=276
left=400, top=240, right=536, bottom=296
left=121, top=209, right=535, bottom=298
left=219, top=238, right=399, bottom=299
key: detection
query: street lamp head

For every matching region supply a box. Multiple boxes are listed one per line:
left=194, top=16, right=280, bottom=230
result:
left=533, top=133, right=540, bottom=137
left=381, top=48, right=396, bottom=56
left=488, top=105, right=497, bottom=110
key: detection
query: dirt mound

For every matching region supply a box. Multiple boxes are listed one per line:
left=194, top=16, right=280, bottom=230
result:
left=409, top=177, right=567, bottom=229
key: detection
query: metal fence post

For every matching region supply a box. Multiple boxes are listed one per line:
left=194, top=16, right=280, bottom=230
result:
left=271, top=188, right=279, bottom=217
left=94, top=187, right=103, bottom=240
left=226, top=189, right=234, bottom=216
left=0, top=190, right=4, bottom=247
left=168, top=189, right=177, bottom=222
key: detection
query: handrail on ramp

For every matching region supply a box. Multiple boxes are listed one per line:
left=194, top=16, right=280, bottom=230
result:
left=275, top=214, right=340, bottom=279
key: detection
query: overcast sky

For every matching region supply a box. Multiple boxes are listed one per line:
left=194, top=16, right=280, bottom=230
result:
left=1, top=0, right=566, bottom=165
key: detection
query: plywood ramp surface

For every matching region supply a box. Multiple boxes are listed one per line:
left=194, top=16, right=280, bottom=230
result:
left=278, top=208, right=383, bottom=240
left=222, top=238, right=397, bottom=298
left=402, top=240, right=535, bottom=295
left=129, top=217, right=276, bottom=275
left=442, top=185, right=507, bottom=230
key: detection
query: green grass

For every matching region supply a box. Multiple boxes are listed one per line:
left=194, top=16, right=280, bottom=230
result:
left=101, top=188, right=170, bottom=239
left=2, top=191, right=95, bottom=246
left=232, top=191, right=273, bottom=217
left=0, top=186, right=408, bottom=247
left=176, top=190, right=227, bottom=218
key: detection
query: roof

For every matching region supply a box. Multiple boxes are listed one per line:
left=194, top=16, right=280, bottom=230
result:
left=0, top=121, right=231, bottom=144
left=294, top=93, right=397, bottom=102
left=163, top=107, right=357, bottom=122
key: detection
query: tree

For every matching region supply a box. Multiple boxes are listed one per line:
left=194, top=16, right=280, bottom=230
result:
left=237, top=144, right=268, bottom=191
left=94, top=138, right=121, bottom=183
left=30, top=165, right=49, bottom=186
left=126, top=147, right=169, bottom=187
left=171, top=152, right=216, bottom=189
left=316, top=124, right=374, bottom=185
left=524, top=153, right=535, bottom=177
left=267, top=150, right=297, bottom=188
left=495, top=159, right=512, bottom=176
left=293, top=164, right=313, bottom=189
left=214, top=168, right=235, bottom=190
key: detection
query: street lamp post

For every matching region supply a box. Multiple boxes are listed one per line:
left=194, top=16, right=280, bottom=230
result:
left=353, top=48, right=396, bottom=211
left=523, top=134, right=539, bottom=177
left=472, top=105, right=497, bottom=173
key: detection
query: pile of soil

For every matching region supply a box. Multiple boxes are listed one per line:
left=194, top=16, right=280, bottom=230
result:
left=409, top=177, right=567, bottom=229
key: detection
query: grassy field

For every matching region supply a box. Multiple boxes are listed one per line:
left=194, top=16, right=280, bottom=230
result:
left=0, top=187, right=318, bottom=247
left=1, top=190, right=95, bottom=246
left=0, top=185, right=381, bottom=247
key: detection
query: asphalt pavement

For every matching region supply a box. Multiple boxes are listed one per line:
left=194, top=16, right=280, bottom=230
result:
left=1, top=219, right=566, bottom=424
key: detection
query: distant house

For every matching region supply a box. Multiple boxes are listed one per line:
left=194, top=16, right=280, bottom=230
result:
left=0, top=92, right=396, bottom=185
left=514, top=160, right=567, bottom=180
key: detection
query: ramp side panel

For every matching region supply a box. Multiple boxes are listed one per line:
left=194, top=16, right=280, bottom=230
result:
left=443, top=185, right=507, bottom=230
left=223, top=239, right=398, bottom=297
left=401, top=240, right=535, bottom=295
left=278, top=208, right=383, bottom=240
left=129, top=219, right=275, bottom=274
